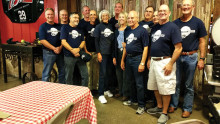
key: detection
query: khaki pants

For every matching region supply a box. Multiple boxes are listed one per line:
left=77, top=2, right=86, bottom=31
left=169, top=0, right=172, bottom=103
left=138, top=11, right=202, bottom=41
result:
left=87, top=52, right=99, bottom=90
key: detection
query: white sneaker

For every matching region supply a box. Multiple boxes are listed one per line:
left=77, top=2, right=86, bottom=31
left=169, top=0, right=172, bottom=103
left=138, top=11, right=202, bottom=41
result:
left=98, top=95, right=107, bottom=104
left=104, top=90, right=113, bottom=97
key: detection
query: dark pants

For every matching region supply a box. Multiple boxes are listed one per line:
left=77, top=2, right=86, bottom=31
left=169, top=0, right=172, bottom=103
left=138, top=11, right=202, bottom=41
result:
left=126, top=54, right=146, bottom=107
left=98, top=54, right=113, bottom=96
left=115, top=49, right=129, bottom=97
left=64, top=56, right=88, bottom=86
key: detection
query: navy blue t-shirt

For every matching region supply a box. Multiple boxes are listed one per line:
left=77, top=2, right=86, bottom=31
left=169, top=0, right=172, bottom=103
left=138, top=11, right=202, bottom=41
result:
left=173, top=16, right=207, bottom=52
left=84, top=22, right=98, bottom=52
left=60, top=24, right=84, bottom=57
left=109, top=17, right=118, bottom=31
left=78, top=18, right=99, bottom=31
left=150, top=22, right=182, bottom=57
left=39, top=22, right=62, bottom=49
left=93, top=23, right=114, bottom=55
left=125, top=26, right=149, bottom=54
left=78, top=19, right=90, bottom=31
left=139, top=20, right=154, bottom=33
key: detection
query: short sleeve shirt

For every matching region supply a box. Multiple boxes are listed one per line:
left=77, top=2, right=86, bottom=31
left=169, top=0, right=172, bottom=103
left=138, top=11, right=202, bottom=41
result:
left=150, top=22, right=182, bottom=57
left=139, top=20, right=154, bottom=33
left=93, top=23, right=114, bottom=55
left=60, top=24, right=84, bottom=57
left=84, top=23, right=98, bottom=52
left=125, top=26, right=149, bottom=54
left=39, top=22, right=62, bottom=49
left=173, top=16, right=207, bottom=52
left=109, top=17, right=118, bottom=31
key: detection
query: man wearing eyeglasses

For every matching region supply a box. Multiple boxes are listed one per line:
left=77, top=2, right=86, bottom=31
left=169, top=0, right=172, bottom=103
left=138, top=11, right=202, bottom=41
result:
left=169, top=0, right=207, bottom=118
left=146, top=5, right=182, bottom=124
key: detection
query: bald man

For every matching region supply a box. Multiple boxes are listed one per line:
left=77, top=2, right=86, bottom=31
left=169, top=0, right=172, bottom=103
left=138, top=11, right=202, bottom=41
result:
left=83, top=10, right=100, bottom=90
left=169, top=0, right=207, bottom=118
left=121, top=11, right=149, bottom=115
left=59, top=9, right=68, bottom=24
left=146, top=5, right=182, bottom=124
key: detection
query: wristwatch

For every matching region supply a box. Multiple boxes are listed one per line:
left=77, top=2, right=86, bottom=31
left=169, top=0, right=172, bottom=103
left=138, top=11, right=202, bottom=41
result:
left=140, top=63, right=145, bottom=66
left=200, top=58, right=205, bottom=60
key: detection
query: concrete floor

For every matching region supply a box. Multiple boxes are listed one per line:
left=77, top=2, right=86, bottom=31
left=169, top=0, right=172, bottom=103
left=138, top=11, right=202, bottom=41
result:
left=0, top=74, right=210, bottom=124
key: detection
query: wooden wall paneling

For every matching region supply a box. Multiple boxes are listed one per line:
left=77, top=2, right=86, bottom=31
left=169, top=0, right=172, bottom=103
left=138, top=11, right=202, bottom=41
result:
left=213, top=0, right=220, bottom=22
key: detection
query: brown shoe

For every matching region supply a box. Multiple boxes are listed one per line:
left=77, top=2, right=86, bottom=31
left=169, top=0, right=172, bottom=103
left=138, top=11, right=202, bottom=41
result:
left=168, top=107, right=175, bottom=113
left=122, top=96, right=128, bottom=101
left=115, top=93, right=121, bottom=98
left=182, top=111, right=191, bottom=118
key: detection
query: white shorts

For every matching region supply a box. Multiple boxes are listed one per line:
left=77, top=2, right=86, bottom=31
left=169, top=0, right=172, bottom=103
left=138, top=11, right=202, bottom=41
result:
left=147, top=58, right=176, bottom=95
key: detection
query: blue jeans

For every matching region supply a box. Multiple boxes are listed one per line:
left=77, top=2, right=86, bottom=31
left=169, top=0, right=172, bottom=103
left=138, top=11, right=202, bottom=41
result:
left=126, top=55, right=146, bottom=107
left=98, top=54, right=113, bottom=96
left=64, top=56, right=88, bottom=86
left=170, top=53, right=198, bottom=112
left=42, top=49, right=65, bottom=84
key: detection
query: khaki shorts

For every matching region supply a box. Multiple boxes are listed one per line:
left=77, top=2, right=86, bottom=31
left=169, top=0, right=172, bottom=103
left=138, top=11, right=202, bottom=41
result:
left=147, top=58, right=176, bottom=95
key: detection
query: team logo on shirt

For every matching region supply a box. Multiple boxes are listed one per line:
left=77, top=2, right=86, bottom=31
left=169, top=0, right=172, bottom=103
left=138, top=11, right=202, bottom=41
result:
left=151, top=30, right=165, bottom=42
left=126, top=33, right=137, bottom=44
left=69, top=30, right=81, bottom=39
left=101, top=28, right=114, bottom=37
left=81, top=54, right=85, bottom=59
left=88, top=28, right=95, bottom=37
left=181, top=26, right=195, bottom=39
left=143, top=25, right=149, bottom=30
left=47, top=28, right=60, bottom=36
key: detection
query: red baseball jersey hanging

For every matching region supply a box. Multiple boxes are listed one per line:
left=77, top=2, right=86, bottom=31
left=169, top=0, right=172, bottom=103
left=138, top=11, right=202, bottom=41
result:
left=2, top=0, right=44, bottom=23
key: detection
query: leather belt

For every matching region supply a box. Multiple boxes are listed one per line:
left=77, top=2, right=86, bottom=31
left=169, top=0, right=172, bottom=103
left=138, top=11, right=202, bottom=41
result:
left=152, top=56, right=171, bottom=61
left=127, top=53, right=142, bottom=57
left=181, top=50, right=197, bottom=55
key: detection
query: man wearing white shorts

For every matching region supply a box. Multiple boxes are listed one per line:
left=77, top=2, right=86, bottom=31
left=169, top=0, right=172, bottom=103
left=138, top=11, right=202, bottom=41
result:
left=146, top=4, right=182, bottom=124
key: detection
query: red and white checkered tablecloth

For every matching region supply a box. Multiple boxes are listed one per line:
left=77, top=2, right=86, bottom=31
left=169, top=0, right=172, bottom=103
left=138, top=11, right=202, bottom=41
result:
left=0, top=81, right=97, bottom=124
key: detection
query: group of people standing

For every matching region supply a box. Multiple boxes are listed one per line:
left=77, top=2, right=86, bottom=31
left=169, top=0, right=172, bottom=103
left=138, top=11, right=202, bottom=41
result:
left=39, top=0, right=207, bottom=123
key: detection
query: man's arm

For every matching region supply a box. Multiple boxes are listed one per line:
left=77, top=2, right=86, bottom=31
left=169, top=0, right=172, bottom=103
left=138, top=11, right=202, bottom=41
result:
left=163, top=42, right=182, bottom=76
left=41, top=40, right=63, bottom=54
left=138, top=46, right=148, bottom=72
left=61, top=39, right=83, bottom=57
left=197, top=37, right=206, bottom=70
left=40, top=40, right=56, bottom=51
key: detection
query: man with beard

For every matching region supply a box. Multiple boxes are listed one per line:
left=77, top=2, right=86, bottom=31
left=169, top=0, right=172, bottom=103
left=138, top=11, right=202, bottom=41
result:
left=61, top=12, right=88, bottom=86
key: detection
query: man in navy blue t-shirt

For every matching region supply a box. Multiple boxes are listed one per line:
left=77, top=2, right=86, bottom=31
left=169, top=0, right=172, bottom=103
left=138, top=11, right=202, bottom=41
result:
left=61, top=12, right=88, bottom=86
left=59, top=9, right=68, bottom=25
left=109, top=2, right=123, bottom=31
left=39, top=8, right=65, bottom=84
left=146, top=5, right=182, bottom=124
left=121, top=11, right=149, bottom=115
left=139, top=6, right=154, bottom=33
left=84, top=10, right=99, bottom=90
left=169, top=0, right=207, bottom=118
